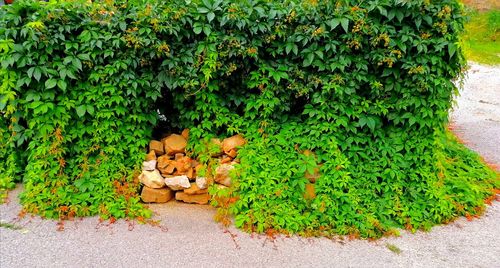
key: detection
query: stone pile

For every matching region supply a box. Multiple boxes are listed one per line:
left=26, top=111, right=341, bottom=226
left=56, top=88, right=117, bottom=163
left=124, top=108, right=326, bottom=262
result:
left=139, top=130, right=246, bottom=205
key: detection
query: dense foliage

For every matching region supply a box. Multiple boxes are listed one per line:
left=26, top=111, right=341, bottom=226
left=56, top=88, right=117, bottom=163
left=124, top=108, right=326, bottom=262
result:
left=0, top=0, right=498, bottom=237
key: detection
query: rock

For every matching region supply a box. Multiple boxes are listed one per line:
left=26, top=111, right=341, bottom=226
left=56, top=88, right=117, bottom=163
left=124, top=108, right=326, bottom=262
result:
left=163, top=134, right=187, bottom=156
left=304, top=183, right=316, bottom=200
left=226, top=148, right=238, bottom=158
left=195, top=177, right=207, bottom=189
left=181, top=128, right=190, bottom=140
left=142, top=160, right=157, bottom=171
left=158, top=163, right=176, bottom=176
left=303, top=149, right=315, bottom=157
left=190, top=159, right=200, bottom=168
left=184, top=183, right=208, bottom=195
left=149, top=140, right=165, bottom=156
left=215, top=163, right=235, bottom=187
left=222, top=134, right=246, bottom=155
left=164, top=164, right=176, bottom=175
left=221, top=156, right=232, bottom=164
left=139, top=170, right=165, bottom=189
left=145, top=150, right=156, bottom=161
left=175, top=192, right=210, bottom=205
left=164, top=175, right=191, bottom=191
left=157, top=155, right=174, bottom=175
left=141, top=186, right=174, bottom=203
left=186, top=168, right=195, bottom=179
left=174, top=157, right=192, bottom=174
left=216, top=184, right=228, bottom=190
left=157, top=155, right=172, bottom=169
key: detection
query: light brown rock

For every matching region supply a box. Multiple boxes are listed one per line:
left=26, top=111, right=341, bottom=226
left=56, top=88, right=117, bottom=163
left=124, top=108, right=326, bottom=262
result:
left=222, top=134, right=246, bottom=155
left=157, top=155, right=172, bottom=169
left=162, top=164, right=176, bottom=175
left=139, top=170, right=165, bottom=188
left=145, top=150, right=156, bottom=161
left=181, top=128, right=190, bottom=140
left=195, top=177, right=208, bottom=189
left=304, top=183, right=316, bottom=200
left=174, top=157, right=192, bottom=174
left=175, top=192, right=210, bottom=205
left=149, top=140, right=165, bottom=156
left=163, top=134, right=187, bottom=155
left=186, top=168, right=195, bottom=179
left=157, top=155, right=173, bottom=175
left=164, top=175, right=191, bottom=191
left=142, top=160, right=157, bottom=171
left=141, top=186, right=174, bottom=203
left=184, top=182, right=208, bottom=195
left=175, top=153, right=185, bottom=160
left=215, top=163, right=235, bottom=187
left=226, top=148, right=238, bottom=158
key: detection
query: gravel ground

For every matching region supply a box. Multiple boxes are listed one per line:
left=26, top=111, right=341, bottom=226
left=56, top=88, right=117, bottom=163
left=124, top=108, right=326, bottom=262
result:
left=450, top=63, right=500, bottom=166
left=1, top=63, right=499, bottom=268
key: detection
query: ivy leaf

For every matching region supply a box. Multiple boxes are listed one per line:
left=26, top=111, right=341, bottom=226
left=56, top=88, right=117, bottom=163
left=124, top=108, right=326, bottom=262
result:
left=119, top=21, right=126, bottom=31
left=207, top=12, right=215, bottom=23
left=193, top=26, right=203, bottom=34
left=203, top=25, right=212, bottom=36
left=448, top=43, right=456, bottom=59
left=86, top=105, right=95, bottom=115
left=33, top=67, right=42, bottom=81
left=27, top=67, right=35, bottom=78
left=76, top=105, right=86, bottom=117
left=285, top=43, right=293, bottom=54
left=303, top=53, right=314, bottom=67
left=327, top=18, right=340, bottom=30
left=45, top=78, right=57, bottom=89
left=57, top=80, right=67, bottom=91
left=198, top=7, right=210, bottom=14
left=72, top=58, right=82, bottom=71
left=340, top=18, right=349, bottom=33
left=202, top=0, right=213, bottom=9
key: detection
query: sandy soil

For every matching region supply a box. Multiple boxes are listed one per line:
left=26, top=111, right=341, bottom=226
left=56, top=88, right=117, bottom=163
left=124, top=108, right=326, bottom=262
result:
left=1, top=63, right=499, bottom=267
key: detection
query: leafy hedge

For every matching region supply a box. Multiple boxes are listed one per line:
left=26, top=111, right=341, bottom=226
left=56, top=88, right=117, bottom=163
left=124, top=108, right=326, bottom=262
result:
left=1, top=0, right=498, bottom=237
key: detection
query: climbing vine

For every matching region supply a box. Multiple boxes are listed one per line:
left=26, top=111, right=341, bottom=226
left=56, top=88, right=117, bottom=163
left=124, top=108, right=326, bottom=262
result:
left=0, top=0, right=498, bottom=237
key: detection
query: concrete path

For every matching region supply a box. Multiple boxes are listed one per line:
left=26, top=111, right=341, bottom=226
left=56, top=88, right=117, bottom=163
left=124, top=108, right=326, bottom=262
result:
left=1, top=63, right=499, bottom=268
left=450, top=63, right=500, bottom=166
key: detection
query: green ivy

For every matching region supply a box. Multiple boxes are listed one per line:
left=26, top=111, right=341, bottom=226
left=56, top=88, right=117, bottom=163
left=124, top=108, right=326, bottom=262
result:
left=0, top=0, right=498, bottom=237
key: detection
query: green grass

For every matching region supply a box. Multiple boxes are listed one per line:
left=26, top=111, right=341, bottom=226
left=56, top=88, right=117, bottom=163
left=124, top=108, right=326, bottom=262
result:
left=385, top=243, right=402, bottom=254
left=462, top=9, right=500, bottom=65
left=0, top=221, right=23, bottom=230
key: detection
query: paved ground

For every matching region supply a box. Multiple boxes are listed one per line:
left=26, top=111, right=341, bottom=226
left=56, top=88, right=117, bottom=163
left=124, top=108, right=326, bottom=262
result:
left=450, top=63, right=500, bottom=166
left=1, top=63, right=499, bottom=267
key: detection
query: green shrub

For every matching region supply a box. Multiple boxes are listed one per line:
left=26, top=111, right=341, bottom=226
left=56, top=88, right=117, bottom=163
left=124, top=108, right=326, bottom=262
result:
left=0, top=0, right=498, bottom=237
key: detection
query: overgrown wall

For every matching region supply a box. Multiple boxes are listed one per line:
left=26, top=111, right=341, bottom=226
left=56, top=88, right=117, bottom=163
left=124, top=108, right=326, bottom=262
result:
left=0, top=0, right=498, bottom=237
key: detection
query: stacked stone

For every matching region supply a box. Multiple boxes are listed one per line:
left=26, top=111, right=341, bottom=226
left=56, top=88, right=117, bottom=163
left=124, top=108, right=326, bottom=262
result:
left=139, top=130, right=245, bottom=205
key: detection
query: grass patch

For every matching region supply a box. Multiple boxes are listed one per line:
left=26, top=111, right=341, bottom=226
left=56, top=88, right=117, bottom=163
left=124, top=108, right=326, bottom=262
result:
left=0, top=221, right=23, bottom=230
left=462, top=9, right=500, bottom=65
left=385, top=243, right=402, bottom=254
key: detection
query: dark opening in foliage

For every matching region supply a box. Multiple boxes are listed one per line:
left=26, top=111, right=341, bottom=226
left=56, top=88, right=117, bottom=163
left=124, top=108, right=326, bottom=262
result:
left=0, top=0, right=498, bottom=238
